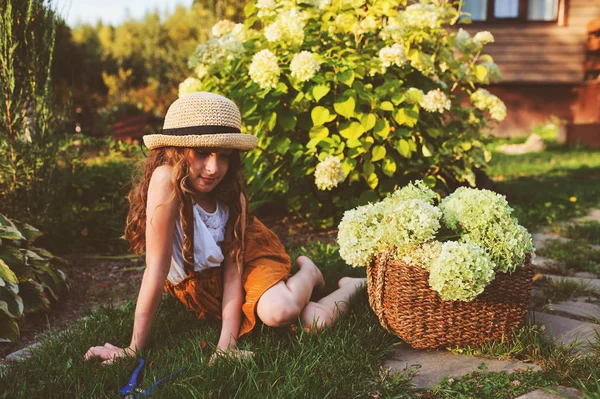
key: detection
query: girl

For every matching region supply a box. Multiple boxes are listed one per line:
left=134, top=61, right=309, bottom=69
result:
left=85, top=92, right=365, bottom=364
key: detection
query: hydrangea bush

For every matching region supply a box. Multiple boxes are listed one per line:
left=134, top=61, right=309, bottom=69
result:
left=337, top=181, right=534, bottom=301
left=181, top=0, right=506, bottom=224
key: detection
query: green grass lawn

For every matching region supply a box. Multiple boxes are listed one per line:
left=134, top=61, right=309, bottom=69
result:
left=3, top=137, right=600, bottom=398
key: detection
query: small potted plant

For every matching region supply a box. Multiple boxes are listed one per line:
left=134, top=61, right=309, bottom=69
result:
left=337, top=181, right=534, bottom=349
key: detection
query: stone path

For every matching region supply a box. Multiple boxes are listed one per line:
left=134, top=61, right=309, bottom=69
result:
left=383, top=208, right=600, bottom=396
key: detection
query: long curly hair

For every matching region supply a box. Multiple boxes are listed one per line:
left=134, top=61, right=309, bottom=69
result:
left=125, top=147, right=250, bottom=272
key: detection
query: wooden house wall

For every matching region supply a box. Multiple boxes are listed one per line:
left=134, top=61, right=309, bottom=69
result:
left=467, top=0, right=600, bottom=83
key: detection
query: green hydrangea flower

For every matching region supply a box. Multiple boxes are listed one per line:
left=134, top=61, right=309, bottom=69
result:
left=429, top=241, right=496, bottom=301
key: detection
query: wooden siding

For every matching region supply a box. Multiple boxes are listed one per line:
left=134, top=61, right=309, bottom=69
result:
left=465, top=0, right=600, bottom=83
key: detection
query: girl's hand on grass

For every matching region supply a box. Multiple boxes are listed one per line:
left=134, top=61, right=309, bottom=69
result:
left=84, top=343, right=135, bottom=365
left=208, top=348, right=254, bottom=365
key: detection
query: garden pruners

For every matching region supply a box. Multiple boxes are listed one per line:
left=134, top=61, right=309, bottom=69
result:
left=119, top=358, right=190, bottom=398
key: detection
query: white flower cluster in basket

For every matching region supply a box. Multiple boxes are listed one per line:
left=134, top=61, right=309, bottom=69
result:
left=337, top=181, right=534, bottom=302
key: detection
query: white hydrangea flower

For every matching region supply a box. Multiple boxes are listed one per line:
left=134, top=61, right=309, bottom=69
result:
left=419, top=89, right=451, bottom=113
left=473, top=31, right=494, bottom=45
left=455, top=28, right=472, bottom=52
left=179, top=77, right=203, bottom=97
left=358, top=15, right=378, bottom=34
left=379, top=17, right=405, bottom=42
left=249, top=49, right=281, bottom=89
left=337, top=203, right=386, bottom=267
left=401, top=3, right=439, bottom=29
left=212, top=20, right=236, bottom=37
left=290, top=51, right=320, bottom=82
left=429, top=241, right=496, bottom=301
left=379, top=43, right=407, bottom=68
left=256, top=0, right=277, bottom=18
left=399, top=241, right=443, bottom=271
left=220, top=34, right=245, bottom=61
left=231, top=23, right=247, bottom=42
left=378, top=199, right=442, bottom=255
left=440, top=187, right=513, bottom=232
left=388, top=180, right=437, bottom=204
left=264, top=23, right=283, bottom=42
left=263, top=8, right=305, bottom=46
left=470, top=88, right=507, bottom=121
left=194, top=64, right=209, bottom=79
left=314, top=155, right=345, bottom=190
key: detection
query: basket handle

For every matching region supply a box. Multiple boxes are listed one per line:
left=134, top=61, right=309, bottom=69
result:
left=371, top=249, right=393, bottom=333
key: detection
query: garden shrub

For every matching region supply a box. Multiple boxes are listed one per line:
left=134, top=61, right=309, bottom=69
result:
left=181, top=0, right=506, bottom=226
left=0, top=213, right=68, bottom=342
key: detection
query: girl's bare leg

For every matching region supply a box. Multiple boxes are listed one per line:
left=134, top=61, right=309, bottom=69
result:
left=256, top=256, right=325, bottom=326
left=300, top=277, right=367, bottom=331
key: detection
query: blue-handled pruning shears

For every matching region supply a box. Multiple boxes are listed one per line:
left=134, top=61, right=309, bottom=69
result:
left=119, top=358, right=190, bottom=398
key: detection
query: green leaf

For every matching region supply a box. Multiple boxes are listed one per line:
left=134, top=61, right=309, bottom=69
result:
left=338, top=70, right=355, bottom=87
left=363, top=161, right=375, bottom=176
left=0, top=226, right=23, bottom=241
left=475, top=65, right=488, bottom=82
left=380, top=101, right=394, bottom=111
left=13, top=222, right=42, bottom=242
left=0, top=259, right=17, bottom=285
left=271, top=137, right=292, bottom=155
left=266, top=112, right=277, bottom=131
left=278, top=112, right=297, bottom=130
left=346, top=138, right=362, bottom=148
left=373, top=119, right=390, bottom=140
left=366, top=173, right=379, bottom=189
left=382, top=157, right=397, bottom=177
left=309, top=126, right=329, bottom=140
left=394, top=139, right=412, bottom=158
left=241, top=102, right=258, bottom=117
left=19, top=280, right=50, bottom=313
left=360, top=114, right=376, bottom=131
left=341, top=158, right=356, bottom=177
left=312, top=85, right=330, bottom=102
left=333, top=96, right=355, bottom=119
left=371, top=145, right=386, bottom=162
left=422, top=144, right=433, bottom=157
left=0, top=312, right=20, bottom=343
left=423, top=175, right=437, bottom=187
left=0, top=293, right=23, bottom=318
left=311, top=106, right=331, bottom=126
left=393, top=105, right=419, bottom=127
left=339, top=122, right=365, bottom=140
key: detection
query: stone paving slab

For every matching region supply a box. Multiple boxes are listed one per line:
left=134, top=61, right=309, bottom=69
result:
left=515, top=386, right=583, bottom=399
left=4, top=342, right=41, bottom=362
left=550, top=298, right=600, bottom=321
left=574, top=209, right=600, bottom=223
left=542, top=274, right=600, bottom=292
left=532, top=234, right=569, bottom=250
left=383, top=346, right=541, bottom=389
left=530, top=312, right=600, bottom=346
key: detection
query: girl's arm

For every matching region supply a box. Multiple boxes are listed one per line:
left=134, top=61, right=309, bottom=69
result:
left=85, top=165, right=178, bottom=363
left=216, top=223, right=244, bottom=351
left=130, top=165, right=179, bottom=353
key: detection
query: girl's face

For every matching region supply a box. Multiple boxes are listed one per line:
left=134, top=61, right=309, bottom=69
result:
left=187, top=147, right=232, bottom=196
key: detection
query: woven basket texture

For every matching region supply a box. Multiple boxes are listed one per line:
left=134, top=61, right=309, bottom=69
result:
left=367, top=250, right=534, bottom=349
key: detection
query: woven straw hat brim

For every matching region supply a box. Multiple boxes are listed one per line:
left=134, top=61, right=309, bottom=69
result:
left=143, top=133, right=258, bottom=151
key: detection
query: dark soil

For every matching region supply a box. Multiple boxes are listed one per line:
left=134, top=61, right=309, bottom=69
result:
left=0, top=216, right=336, bottom=361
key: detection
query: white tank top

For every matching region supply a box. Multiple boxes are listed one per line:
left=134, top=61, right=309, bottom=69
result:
left=167, top=201, right=230, bottom=284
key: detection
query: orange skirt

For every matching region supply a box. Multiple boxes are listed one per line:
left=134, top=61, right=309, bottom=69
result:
left=164, top=217, right=291, bottom=337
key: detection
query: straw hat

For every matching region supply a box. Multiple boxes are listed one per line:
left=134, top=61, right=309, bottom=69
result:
left=143, top=92, right=258, bottom=151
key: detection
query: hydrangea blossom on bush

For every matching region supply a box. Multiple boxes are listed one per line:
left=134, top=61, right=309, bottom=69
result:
left=337, top=181, right=534, bottom=301
left=184, top=0, right=506, bottom=225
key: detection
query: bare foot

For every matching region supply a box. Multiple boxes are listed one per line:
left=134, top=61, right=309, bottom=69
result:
left=338, top=277, right=367, bottom=290
left=296, top=256, right=326, bottom=291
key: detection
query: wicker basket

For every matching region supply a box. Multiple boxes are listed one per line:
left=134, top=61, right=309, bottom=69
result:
left=367, top=250, right=534, bottom=349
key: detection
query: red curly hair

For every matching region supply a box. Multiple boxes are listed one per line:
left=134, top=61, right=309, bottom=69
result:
left=124, top=147, right=250, bottom=272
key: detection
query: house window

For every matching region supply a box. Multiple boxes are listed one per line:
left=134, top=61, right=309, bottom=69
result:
left=462, top=0, right=561, bottom=22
